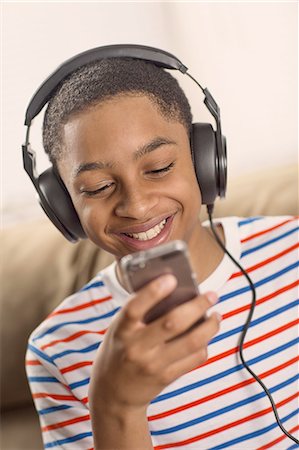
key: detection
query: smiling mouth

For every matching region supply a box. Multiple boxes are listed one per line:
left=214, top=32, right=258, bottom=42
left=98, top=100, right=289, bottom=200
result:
left=122, top=218, right=167, bottom=241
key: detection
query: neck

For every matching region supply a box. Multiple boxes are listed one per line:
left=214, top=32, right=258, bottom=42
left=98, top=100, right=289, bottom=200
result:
left=189, top=220, right=225, bottom=284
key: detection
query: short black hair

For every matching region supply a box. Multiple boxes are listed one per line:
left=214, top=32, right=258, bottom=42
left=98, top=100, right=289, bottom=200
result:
left=42, top=58, right=193, bottom=165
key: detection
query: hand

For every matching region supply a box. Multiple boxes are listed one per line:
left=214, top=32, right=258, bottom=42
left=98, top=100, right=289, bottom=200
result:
left=89, top=274, right=221, bottom=414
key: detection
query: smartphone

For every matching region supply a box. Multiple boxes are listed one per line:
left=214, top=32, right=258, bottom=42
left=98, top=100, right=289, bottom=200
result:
left=119, top=240, right=200, bottom=324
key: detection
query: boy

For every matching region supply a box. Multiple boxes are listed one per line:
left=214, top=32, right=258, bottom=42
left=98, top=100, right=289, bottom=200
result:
left=26, top=50, right=298, bottom=449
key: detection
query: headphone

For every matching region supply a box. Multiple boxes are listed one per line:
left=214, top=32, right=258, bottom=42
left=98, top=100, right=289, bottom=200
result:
left=22, top=44, right=227, bottom=243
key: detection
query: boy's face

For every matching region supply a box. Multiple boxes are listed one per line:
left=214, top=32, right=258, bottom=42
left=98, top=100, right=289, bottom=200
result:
left=58, top=95, right=203, bottom=260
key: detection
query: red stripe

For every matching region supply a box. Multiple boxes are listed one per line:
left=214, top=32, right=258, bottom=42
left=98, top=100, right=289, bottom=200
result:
left=41, top=280, right=297, bottom=354
left=42, top=324, right=296, bottom=410
left=42, top=413, right=90, bottom=432
left=256, top=424, right=299, bottom=449
left=199, top=318, right=298, bottom=369
left=230, top=243, right=299, bottom=279
left=25, top=359, right=41, bottom=366
left=241, top=218, right=296, bottom=243
left=60, top=306, right=297, bottom=381
left=223, top=281, right=299, bottom=320
left=61, top=361, right=93, bottom=374
left=33, top=393, right=78, bottom=401
left=148, top=355, right=299, bottom=421
left=77, top=320, right=297, bottom=410
left=41, top=328, right=107, bottom=351
left=242, top=318, right=299, bottom=348
left=154, top=392, right=299, bottom=449
left=49, top=296, right=112, bottom=316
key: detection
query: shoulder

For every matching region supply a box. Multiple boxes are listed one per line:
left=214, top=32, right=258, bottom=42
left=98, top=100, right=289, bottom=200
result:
left=216, top=215, right=298, bottom=268
left=237, top=215, right=298, bottom=231
left=214, top=215, right=298, bottom=249
left=236, top=215, right=298, bottom=245
left=28, top=268, right=121, bottom=356
left=232, top=216, right=298, bottom=274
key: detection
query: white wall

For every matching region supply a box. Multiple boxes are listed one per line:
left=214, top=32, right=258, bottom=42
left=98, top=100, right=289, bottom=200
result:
left=2, top=2, right=298, bottom=225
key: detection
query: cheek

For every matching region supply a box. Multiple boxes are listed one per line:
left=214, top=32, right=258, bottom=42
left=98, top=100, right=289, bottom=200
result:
left=77, top=203, right=105, bottom=231
left=69, top=197, right=106, bottom=240
left=178, top=151, right=201, bottom=196
left=78, top=208, right=112, bottom=250
left=170, top=164, right=202, bottom=206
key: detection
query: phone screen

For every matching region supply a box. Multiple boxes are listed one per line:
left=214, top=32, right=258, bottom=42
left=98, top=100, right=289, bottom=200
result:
left=120, top=241, right=199, bottom=323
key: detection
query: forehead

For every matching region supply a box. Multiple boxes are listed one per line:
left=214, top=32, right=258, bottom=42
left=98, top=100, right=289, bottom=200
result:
left=63, top=93, right=179, bottom=133
left=61, top=95, right=188, bottom=162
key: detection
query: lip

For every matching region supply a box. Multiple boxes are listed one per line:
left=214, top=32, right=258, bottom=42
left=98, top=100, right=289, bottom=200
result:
left=113, top=214, right=176, bottom=251
left=115, top=213, right=173, bottom=235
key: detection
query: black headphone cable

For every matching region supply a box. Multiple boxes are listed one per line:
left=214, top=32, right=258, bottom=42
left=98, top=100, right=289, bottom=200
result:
left=207, top=204, right=299, bottom=445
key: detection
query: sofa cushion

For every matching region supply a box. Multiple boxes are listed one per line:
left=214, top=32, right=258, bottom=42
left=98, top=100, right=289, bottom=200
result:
left=201, top=163, right=298, bottom=220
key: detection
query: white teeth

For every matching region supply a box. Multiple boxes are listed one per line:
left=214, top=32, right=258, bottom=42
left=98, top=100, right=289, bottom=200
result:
left=126, top=219, right=166, bottom=241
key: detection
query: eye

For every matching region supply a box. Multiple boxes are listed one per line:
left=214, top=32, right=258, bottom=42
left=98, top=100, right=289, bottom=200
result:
left=146, top=162, right=175, bottom=176
left=81, top=182, right=114, bottom=198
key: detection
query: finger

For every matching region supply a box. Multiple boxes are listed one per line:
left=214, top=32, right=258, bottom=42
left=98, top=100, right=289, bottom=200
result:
left=163, top=311, right=221, bottom=363
left=156, top=313, right=222, bottom=384
left=118, top=274, right=178, bottom=329
left=136, top=291, right=218, bottom=348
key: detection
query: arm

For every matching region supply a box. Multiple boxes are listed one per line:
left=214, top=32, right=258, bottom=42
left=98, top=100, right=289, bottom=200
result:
left=89, top=402, right=152, bottom=450
left=88, top=274, right=221, bottom=450
left=26, top=344, right=93, bottom=449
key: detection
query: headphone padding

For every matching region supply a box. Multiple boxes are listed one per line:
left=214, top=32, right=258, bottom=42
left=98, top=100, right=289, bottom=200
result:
left=191, top=123, right=218, bottom=205
left=38, top=168, right=86, bottom=242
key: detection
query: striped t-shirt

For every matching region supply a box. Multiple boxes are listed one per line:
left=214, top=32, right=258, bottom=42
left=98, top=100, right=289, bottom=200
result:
left=26, top=216, right=299, bottom=449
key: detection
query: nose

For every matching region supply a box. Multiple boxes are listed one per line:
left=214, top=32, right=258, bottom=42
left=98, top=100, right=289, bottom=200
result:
left=114, top=182, right=159, bottom=220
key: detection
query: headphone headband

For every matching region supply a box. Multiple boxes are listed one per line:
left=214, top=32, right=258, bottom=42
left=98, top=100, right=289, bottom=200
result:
left=25, top=44, right=188, bottom=126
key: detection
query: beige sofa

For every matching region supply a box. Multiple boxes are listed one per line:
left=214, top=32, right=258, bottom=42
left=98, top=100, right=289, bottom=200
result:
left=1, top=164, right=297, bottom=450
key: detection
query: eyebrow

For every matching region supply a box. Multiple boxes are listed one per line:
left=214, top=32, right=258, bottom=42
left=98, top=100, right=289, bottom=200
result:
left=133, top=137, right=176, bottom=160
left=74, top=160, right=114, bottom=178
left=74, top=136, right=176, bottom=178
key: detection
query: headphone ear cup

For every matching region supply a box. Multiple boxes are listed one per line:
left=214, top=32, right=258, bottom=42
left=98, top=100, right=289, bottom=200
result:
left=219, top=134, right=227, bottom=198
left=191, top=123, right=218, bottom=205
left=38, top=167, right=86, bottom=242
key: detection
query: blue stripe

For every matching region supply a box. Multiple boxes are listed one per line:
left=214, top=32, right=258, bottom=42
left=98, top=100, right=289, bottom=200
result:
left=51, top=342, right=100, bottom=361
left=53, top=301, right=299, bottom=389
left=80, top=280, right=104, bottom=292
left=33, top=307, right=120, bottom=340
left=220, top=262, right=298, bottom=303
left=241, top=226, right=299, bottom=257
left=209, top=409, right=299, bottom=449
left=27, top=343, right=55, bottom=364
left=28, top=376, right=59, bottom=383
left=151, top=337, right=299, bottom=404
left=287, top=444, right=299, bottom=450
left=150, top=374, right=298, bottom=435
left=238, top=217, right=263, bottom=226
left=210, top=299, right=299, bottom=345
left=69, top=377, right=90, bottom=390
left=47, top=292, right=298, bottom=365
left=38, top=404, right=71, bottom=415
left=44, top=431, right=93, bottom=448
